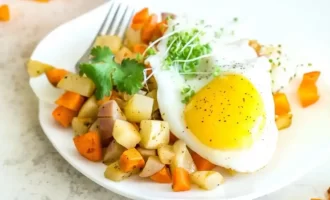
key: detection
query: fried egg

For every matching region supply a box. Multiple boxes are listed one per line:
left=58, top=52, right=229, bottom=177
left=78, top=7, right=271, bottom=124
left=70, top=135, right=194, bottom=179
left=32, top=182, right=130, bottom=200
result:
left=147, top=20, right=278, bottom=173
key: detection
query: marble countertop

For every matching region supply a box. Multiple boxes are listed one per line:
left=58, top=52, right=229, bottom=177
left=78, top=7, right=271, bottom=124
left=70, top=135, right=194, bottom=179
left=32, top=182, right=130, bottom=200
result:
left=0, top=0, right=329, bottom=199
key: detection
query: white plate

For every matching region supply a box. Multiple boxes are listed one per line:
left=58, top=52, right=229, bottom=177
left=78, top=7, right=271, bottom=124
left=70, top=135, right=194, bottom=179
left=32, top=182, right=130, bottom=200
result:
left=32, top=0, right=330, bottom=199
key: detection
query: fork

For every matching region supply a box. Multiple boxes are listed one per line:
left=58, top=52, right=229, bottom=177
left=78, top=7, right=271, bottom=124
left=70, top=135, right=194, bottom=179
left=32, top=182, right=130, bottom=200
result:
left=75, top=0, right=136, bottom=72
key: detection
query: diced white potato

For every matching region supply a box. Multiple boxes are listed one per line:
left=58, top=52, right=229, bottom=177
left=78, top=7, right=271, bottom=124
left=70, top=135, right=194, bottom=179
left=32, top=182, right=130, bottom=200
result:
left=190, top=171, right=224, bottom=190
left=276, top=113, right=292, bottom=130
left=170, top=140, right=197, bottom=174
left=124, top=94, right=154, bottom=123
left=115, top=47, right=135, bottom=64
left=136, top=147, right=157, bottom=160
left=103, top=140, right=126, bottom=165
left=57, top=74, right=95, bottom=97
left=78, top=96, right=98, bottom=119
left=72, top=117, right=94, bottom=136
left=112, top=119, right=141, bottom=149
left=93, top=35, right=122, bottom=54
left=89, top=119, right=99, bottom=132
left=98, top=100, right=126, bottom=146
left=27, top=59, right=54, bottom=77
left=139, top=120, right=170, bottom=149
left=98, top=100, right=126, bottom=119
left=104, top=160, right=139, bottom=182
left=99, top=118, right=117, bottom=147
left=157, top=144, right=175, bottom=165
left=146, top=89, right=159, bottom=112
left=125, top=28, right=142, bottom=49
left=139, top=156, right=165, bottom=177
left=29, top=74, right=64, bottom=104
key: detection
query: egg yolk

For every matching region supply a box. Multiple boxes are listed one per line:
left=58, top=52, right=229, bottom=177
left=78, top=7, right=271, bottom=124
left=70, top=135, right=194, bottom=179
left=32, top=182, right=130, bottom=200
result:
left=184, top=74, right=266, bottom=150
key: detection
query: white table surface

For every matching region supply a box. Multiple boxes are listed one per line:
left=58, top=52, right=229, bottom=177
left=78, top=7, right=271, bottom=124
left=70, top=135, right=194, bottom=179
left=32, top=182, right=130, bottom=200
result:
left=0, top=0, right=329, bottom=199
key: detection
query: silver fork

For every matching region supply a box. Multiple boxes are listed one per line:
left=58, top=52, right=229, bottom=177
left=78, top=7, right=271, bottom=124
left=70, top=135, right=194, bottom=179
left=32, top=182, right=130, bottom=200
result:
left=75, top=1, right=136, bottom=71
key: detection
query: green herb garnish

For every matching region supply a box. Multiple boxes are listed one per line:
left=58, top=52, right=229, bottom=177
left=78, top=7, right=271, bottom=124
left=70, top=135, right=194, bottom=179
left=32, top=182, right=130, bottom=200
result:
left=212, top=66, right=221, bottom=77
left=166, top=15, right=173, bottom=22
left=181, top=85, right=195, bottom=104
left=135, top=53, right=144, bottom=63
left=112, top=59, right=145, bottom=95
left=165, top=28, right=212, bottom=76
left=79, top=46, right=144, bottom=100
left=146, top=48, right=157, bottom=56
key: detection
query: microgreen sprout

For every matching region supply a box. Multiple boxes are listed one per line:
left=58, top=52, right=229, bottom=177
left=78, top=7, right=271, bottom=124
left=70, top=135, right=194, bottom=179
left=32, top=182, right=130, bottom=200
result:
left=181, top=85, right=195, bottom=104
left=164, top=28, right=212, bottom=76
left=142, top=68, right=155, bottom=86
left=147, top=48, right=156, bottom=56
left=172, top=53, right=214, bottom=63
left=142, top=28, right=185, bottom=57
left=166, top=15, right=173, bottom=22
left=212, top=66, right=221, bottom=77
left=135, top=53, right=143, bottom=63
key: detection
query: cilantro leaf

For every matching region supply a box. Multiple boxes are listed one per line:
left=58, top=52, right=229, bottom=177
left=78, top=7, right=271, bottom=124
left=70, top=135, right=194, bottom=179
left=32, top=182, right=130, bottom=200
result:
left=112, top=59, right=145, bottom=95
left=79, top=46, right=145, bottom=100
left=79, top=46, right=118, bottom=100
left=90, top=46, right=113, bottom=63
left=79, top=62, right=115, bottom=100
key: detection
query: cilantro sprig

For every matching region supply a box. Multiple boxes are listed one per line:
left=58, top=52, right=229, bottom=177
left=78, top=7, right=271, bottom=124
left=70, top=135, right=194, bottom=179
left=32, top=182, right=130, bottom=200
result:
left=79, top=46, right=145, bottom=100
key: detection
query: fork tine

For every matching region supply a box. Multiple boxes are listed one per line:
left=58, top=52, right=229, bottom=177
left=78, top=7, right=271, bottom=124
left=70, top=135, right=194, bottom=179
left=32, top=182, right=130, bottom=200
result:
left=98, top=1, right=116, bottom=36
left=108, top=3, right=128, bottom=36
left=75, top=1, right=136, bottom=72
left=117, top=7, right=135, bottom=39
left=114, top=6, right=129, bottom=36
left=74, top=1, right=115, bottom=69
left=104, top=1, right=120, bottom=35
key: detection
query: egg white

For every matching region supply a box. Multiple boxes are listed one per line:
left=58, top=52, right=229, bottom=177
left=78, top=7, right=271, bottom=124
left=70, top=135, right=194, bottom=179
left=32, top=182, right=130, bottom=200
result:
left=259, top=44, right=301, bottom=93
left=148, top=35, right=278, bottom=172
